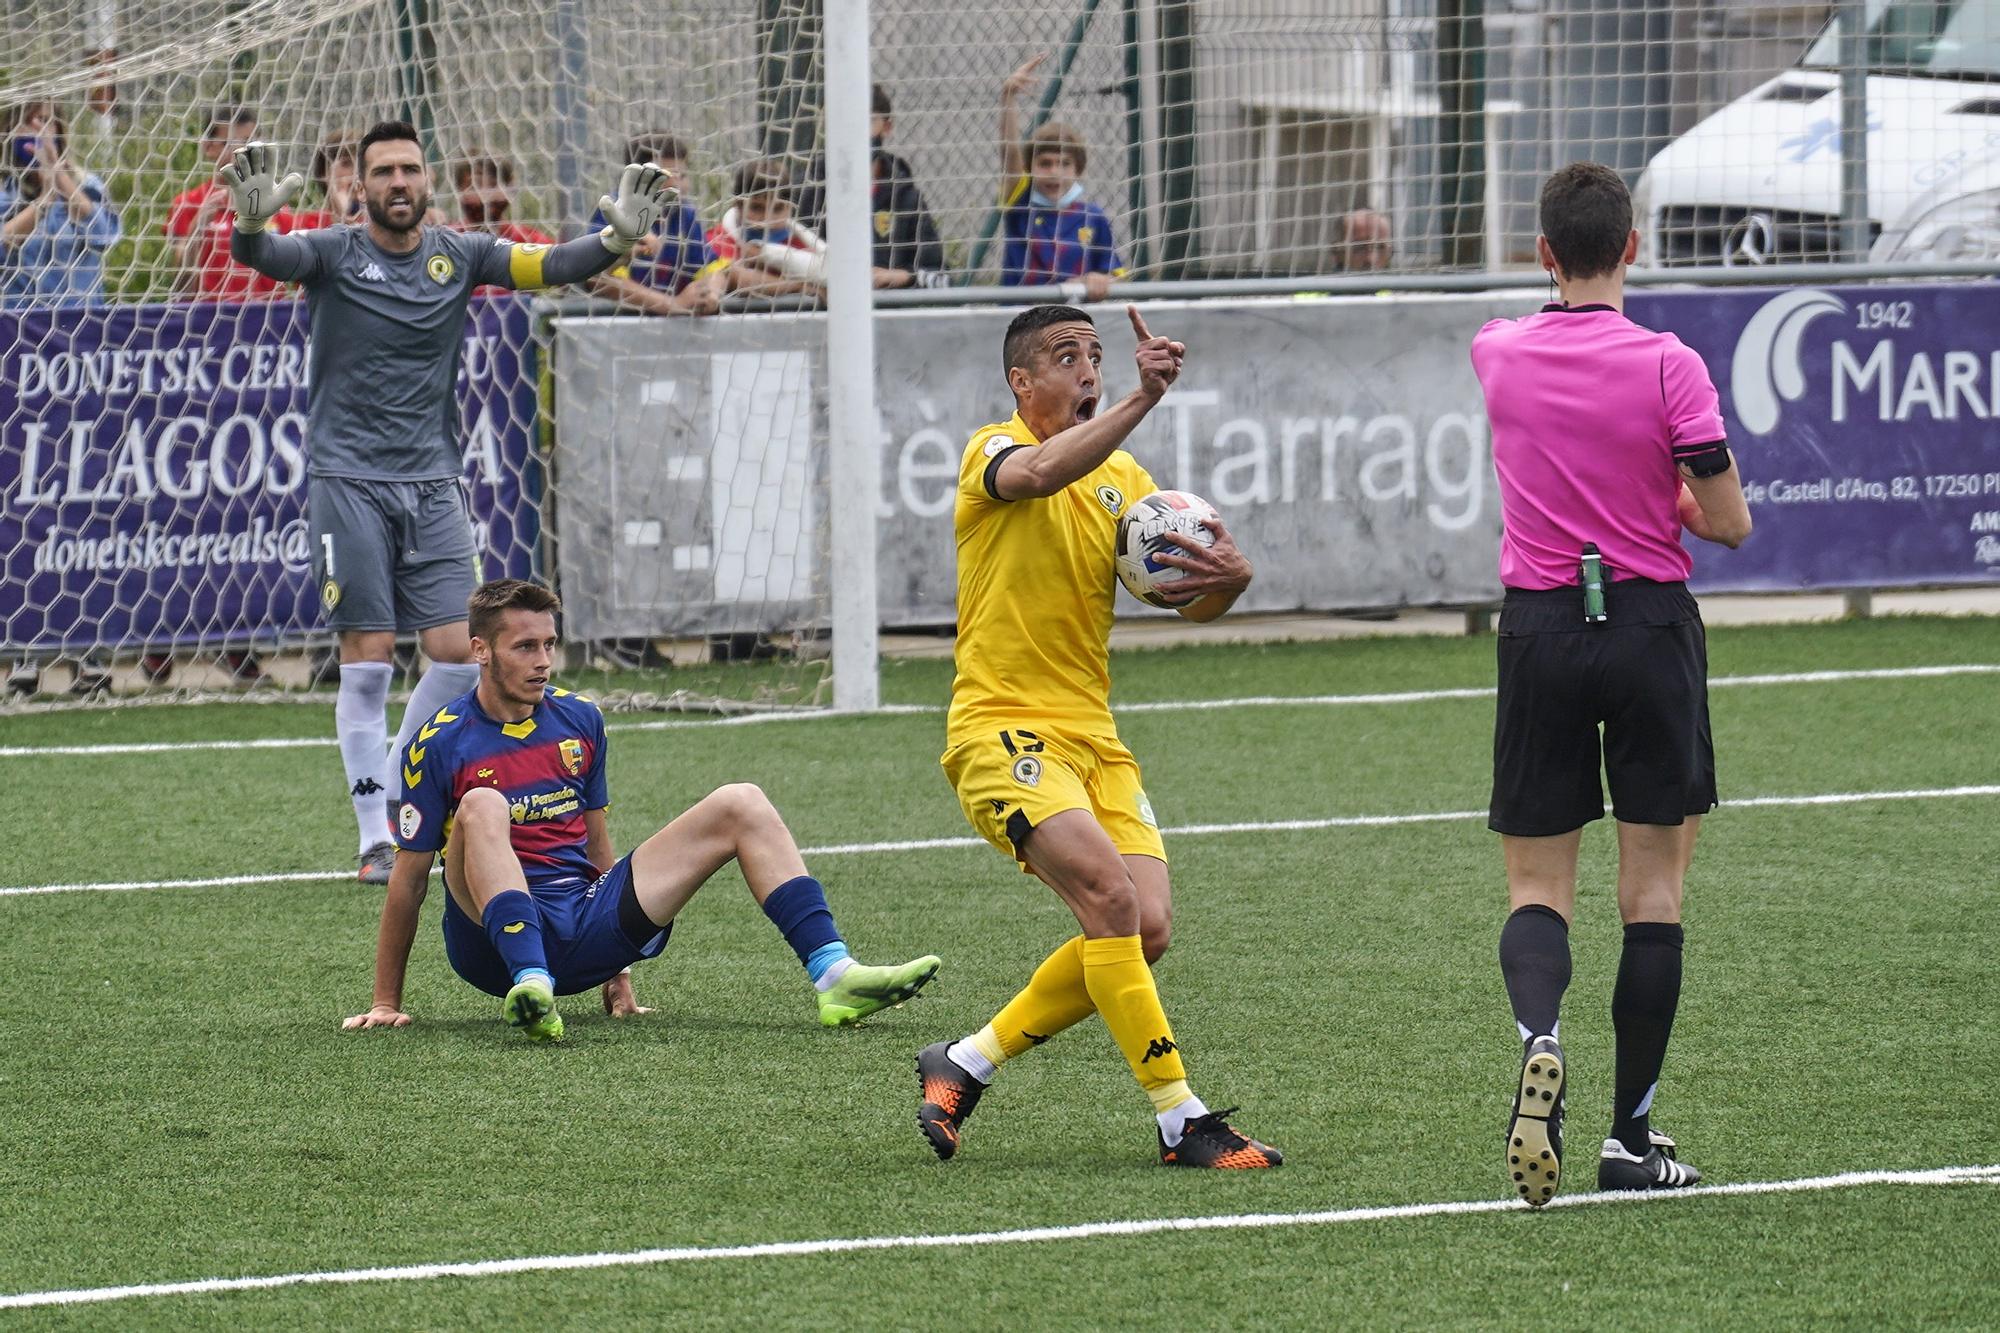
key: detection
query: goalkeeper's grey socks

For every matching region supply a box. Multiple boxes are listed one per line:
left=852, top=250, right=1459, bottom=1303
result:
left=1610, top=921, right=1685, bottom=1155
left=1500, top=904, right=1571, bottom=1043
left=336, top=661, right=394, bottom=852
left=388, top=661, right=482, bottom=800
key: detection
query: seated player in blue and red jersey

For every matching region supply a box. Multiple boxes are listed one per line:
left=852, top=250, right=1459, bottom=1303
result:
left=342, top=578, right=941, bottom=1041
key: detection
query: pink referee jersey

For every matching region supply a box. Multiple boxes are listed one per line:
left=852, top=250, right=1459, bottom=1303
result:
left=1471, top=303, right=1725, bottom=591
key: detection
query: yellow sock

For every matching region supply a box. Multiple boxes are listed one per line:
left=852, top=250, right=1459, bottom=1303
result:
left=1080, top=934, right=1190, bottom=1112
left=975, top=936, right=1095, bottom=1066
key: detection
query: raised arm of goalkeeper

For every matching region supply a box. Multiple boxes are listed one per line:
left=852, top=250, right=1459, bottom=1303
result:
left=223, top=143, right=675, bottom=289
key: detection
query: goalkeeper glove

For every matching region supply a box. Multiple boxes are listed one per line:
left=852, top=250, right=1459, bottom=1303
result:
left=218, top=142, right=305, bottom=233
left=597, top=163, right=673, bottom=256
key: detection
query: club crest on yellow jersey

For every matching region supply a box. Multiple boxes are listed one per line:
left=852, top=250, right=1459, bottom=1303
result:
left=1095, top=484, right=1124, bottom=515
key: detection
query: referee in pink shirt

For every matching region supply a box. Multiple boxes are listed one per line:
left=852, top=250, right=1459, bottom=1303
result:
left=1470, top=162, right=1751, bottom=1206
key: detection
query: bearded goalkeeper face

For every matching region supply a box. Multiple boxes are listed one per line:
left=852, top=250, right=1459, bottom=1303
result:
left=360, top=136, right=432, bottom=235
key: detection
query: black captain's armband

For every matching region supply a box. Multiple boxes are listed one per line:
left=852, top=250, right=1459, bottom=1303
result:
left=983, top=444, right=1027, bottom=500
left=1673, top=440, right=1732, bottom=479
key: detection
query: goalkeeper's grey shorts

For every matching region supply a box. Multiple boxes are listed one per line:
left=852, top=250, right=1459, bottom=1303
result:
left=308, top=475, right=481, bottom=633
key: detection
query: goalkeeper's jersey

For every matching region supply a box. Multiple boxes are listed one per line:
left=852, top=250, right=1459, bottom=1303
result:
left=945, top=412, right=1158, bottom=746
left=279, top=225, right=532, bottom=481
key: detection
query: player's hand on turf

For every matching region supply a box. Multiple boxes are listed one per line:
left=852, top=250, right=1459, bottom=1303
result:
left=217, top=142, right=304, bottom=233
left=598, top=163, right=674, bottom=256
left=342, top=1003, right=412, bottom=1031
left=601, top=972, right=654, bottom=1018
left=1129, top=305, right=1185, bottom=402
left=1152, top=515, right=1253, bottom=599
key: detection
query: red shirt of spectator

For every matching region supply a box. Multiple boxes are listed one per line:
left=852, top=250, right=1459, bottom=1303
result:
left=454, top=219, right=556, bottom=296
left=165, top=182, right=297, bottom=300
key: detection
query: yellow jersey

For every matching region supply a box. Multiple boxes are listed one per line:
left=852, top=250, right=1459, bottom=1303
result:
left=946, top=412, right=1159, bottom=744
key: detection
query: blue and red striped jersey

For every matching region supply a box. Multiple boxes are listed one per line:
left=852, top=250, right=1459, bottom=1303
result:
left=393, top=685, right=609, bottom=886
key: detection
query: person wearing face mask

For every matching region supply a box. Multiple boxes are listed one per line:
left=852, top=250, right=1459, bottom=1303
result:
left=996, top=53, right=1124, bottom=302
left=0, top=102, right=121, bottom=305
left=791, top=83, right=949, bottom=290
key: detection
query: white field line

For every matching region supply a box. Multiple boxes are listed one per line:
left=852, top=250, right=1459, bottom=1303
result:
left=5, top=783, right=1998, bottom=899
left=3, top=1164, right=1995, bottom=1312
left=1, top=663, right=1994, bottom=760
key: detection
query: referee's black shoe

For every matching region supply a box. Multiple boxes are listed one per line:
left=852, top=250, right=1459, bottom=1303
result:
left=1508, top=1035, right=1565, bottom=1206
left=1597, top=1131, right=1703, bottom=1191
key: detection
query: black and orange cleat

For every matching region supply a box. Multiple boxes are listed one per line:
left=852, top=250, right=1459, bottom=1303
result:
left=1159, top=1108, right=1283, bottom=1169
left=916, top=1040, right=986, bottom=1161
left=1509, top=1034, right=1565, bottom=1206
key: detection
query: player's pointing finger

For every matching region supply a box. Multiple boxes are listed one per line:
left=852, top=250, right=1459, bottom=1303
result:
left=1127, top=304, right=1153, bottom=344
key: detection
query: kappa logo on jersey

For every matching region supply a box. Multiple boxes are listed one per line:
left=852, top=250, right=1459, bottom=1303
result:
left=559, top=739, right=584, bottom=776
left=358, top=261, right=386, bottom=282
left=427, top=254, right=455, bottom=284
left=398, top=802, right=422, bottom=840
left=1011, top=755, right=1042, bottom=787
left=1095, top=484, right=1124, bottom=515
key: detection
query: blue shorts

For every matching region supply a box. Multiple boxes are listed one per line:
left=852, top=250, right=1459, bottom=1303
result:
left=441, top=853, right=672, bottom=998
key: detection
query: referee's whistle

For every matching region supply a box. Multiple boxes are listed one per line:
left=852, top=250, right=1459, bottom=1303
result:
left=1580, top=544, right=1608, bottom=625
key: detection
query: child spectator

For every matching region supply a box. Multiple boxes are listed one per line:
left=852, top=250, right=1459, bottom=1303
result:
left=588, top=132, right=723, bottom=315
left=997, top=54, right=1123, bottom=300
left=451, top=151, right=555, bottom=296
left=291, top=130, right=362, bottom=231
left=793, top=84, right=948, bottom=290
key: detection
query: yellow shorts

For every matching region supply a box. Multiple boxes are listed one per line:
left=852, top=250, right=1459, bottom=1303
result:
left=941, top=725, right=1166, bottom=870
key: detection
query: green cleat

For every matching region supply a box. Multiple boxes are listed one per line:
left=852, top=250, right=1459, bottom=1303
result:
left=816, top=955, right=942, bottom=1028
left=503, top=976, right=564, bottom=1042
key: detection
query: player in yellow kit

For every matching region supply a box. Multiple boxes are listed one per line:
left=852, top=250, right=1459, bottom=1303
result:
left=915, top=303, right=1282, bottom=1168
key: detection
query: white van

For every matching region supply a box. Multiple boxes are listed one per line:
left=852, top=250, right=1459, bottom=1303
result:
left=1634, top=0, right=2000, bottom=267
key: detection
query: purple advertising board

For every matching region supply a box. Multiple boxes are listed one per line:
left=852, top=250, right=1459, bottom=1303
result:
left=1630, top=282, right=2000, bottom=592
left=1, top=297, right=540, bottom=653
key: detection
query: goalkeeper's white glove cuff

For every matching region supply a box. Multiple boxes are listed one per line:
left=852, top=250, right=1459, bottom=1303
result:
left=599, top=225, right=636, bottom=257
left=234, top=217, right=271, bottom=235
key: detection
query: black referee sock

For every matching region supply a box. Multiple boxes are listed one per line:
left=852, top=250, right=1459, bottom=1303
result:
left=1499, top=904, right=1571, bottom=1043
left=1610, top=921, right=1686, bottom=1155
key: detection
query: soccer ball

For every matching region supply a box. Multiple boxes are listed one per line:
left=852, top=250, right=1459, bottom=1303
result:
left=1115, top=490, right=1218, bottom=608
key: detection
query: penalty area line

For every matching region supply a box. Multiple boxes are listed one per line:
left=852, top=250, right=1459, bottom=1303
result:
left=3, top=1164, right=1996, bottom=1311
left=2, top=663, right=1995, bottom=759
left=5, top=783, right=1998, bottom=898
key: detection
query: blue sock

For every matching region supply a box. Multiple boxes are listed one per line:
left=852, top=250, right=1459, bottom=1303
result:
left=761, top=875, right=850, bottom=983
left=482, top=889, right=550, bottom=987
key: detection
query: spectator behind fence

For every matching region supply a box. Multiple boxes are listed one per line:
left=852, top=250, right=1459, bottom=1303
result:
left=0, top=103, right=121, bottom=305
left=997, top=54, right=1123, bottom=301
left=1334, top=207, right=1393, bottom=273
left=588, top=132, right=723, bottom=315
left=451, top=151, right=554, bottom=296
left=793, top=83, right=948, bottom=290
left=704, top=158, right=829, bottom=300
left=292, top=130, right=362, bottom=230
left=165, top=106, right=292, bottom=300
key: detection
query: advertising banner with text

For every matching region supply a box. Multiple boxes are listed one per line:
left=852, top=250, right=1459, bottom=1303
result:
left=1, top=299, right=540, bottom=653
left=1631, top=283, right=2000, bottom=592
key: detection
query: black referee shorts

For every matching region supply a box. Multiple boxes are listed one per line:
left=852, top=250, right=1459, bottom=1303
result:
left=1489, top=579, right=1717, bottom=838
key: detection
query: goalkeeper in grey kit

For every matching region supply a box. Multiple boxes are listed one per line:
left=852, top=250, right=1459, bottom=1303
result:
left=225, top=121, right=670, bottom=904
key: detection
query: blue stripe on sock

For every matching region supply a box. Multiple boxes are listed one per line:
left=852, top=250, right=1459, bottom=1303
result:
left=804, top=941, right=852, bottom=984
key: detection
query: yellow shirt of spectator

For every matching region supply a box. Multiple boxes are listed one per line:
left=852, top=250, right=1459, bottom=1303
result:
left=945, top=411, right=1159, bottom=746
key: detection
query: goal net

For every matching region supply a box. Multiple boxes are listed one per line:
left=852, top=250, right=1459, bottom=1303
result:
left=0, top=0, right=1909, bottom=709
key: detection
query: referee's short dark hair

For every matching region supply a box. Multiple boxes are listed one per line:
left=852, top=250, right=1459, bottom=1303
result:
left=468, top=579, right=560, bottom=643
left=1003, top=304, right=1094, bottom=380
left=358, top=120, right=423, bottom=172
left=1538, top=162, right=1632, bottom=280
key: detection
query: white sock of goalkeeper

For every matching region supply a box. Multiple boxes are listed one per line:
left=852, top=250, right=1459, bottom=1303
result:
left=389, top=662, right=483, bottom=800
left=336, top=661, right=395, bottom=852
